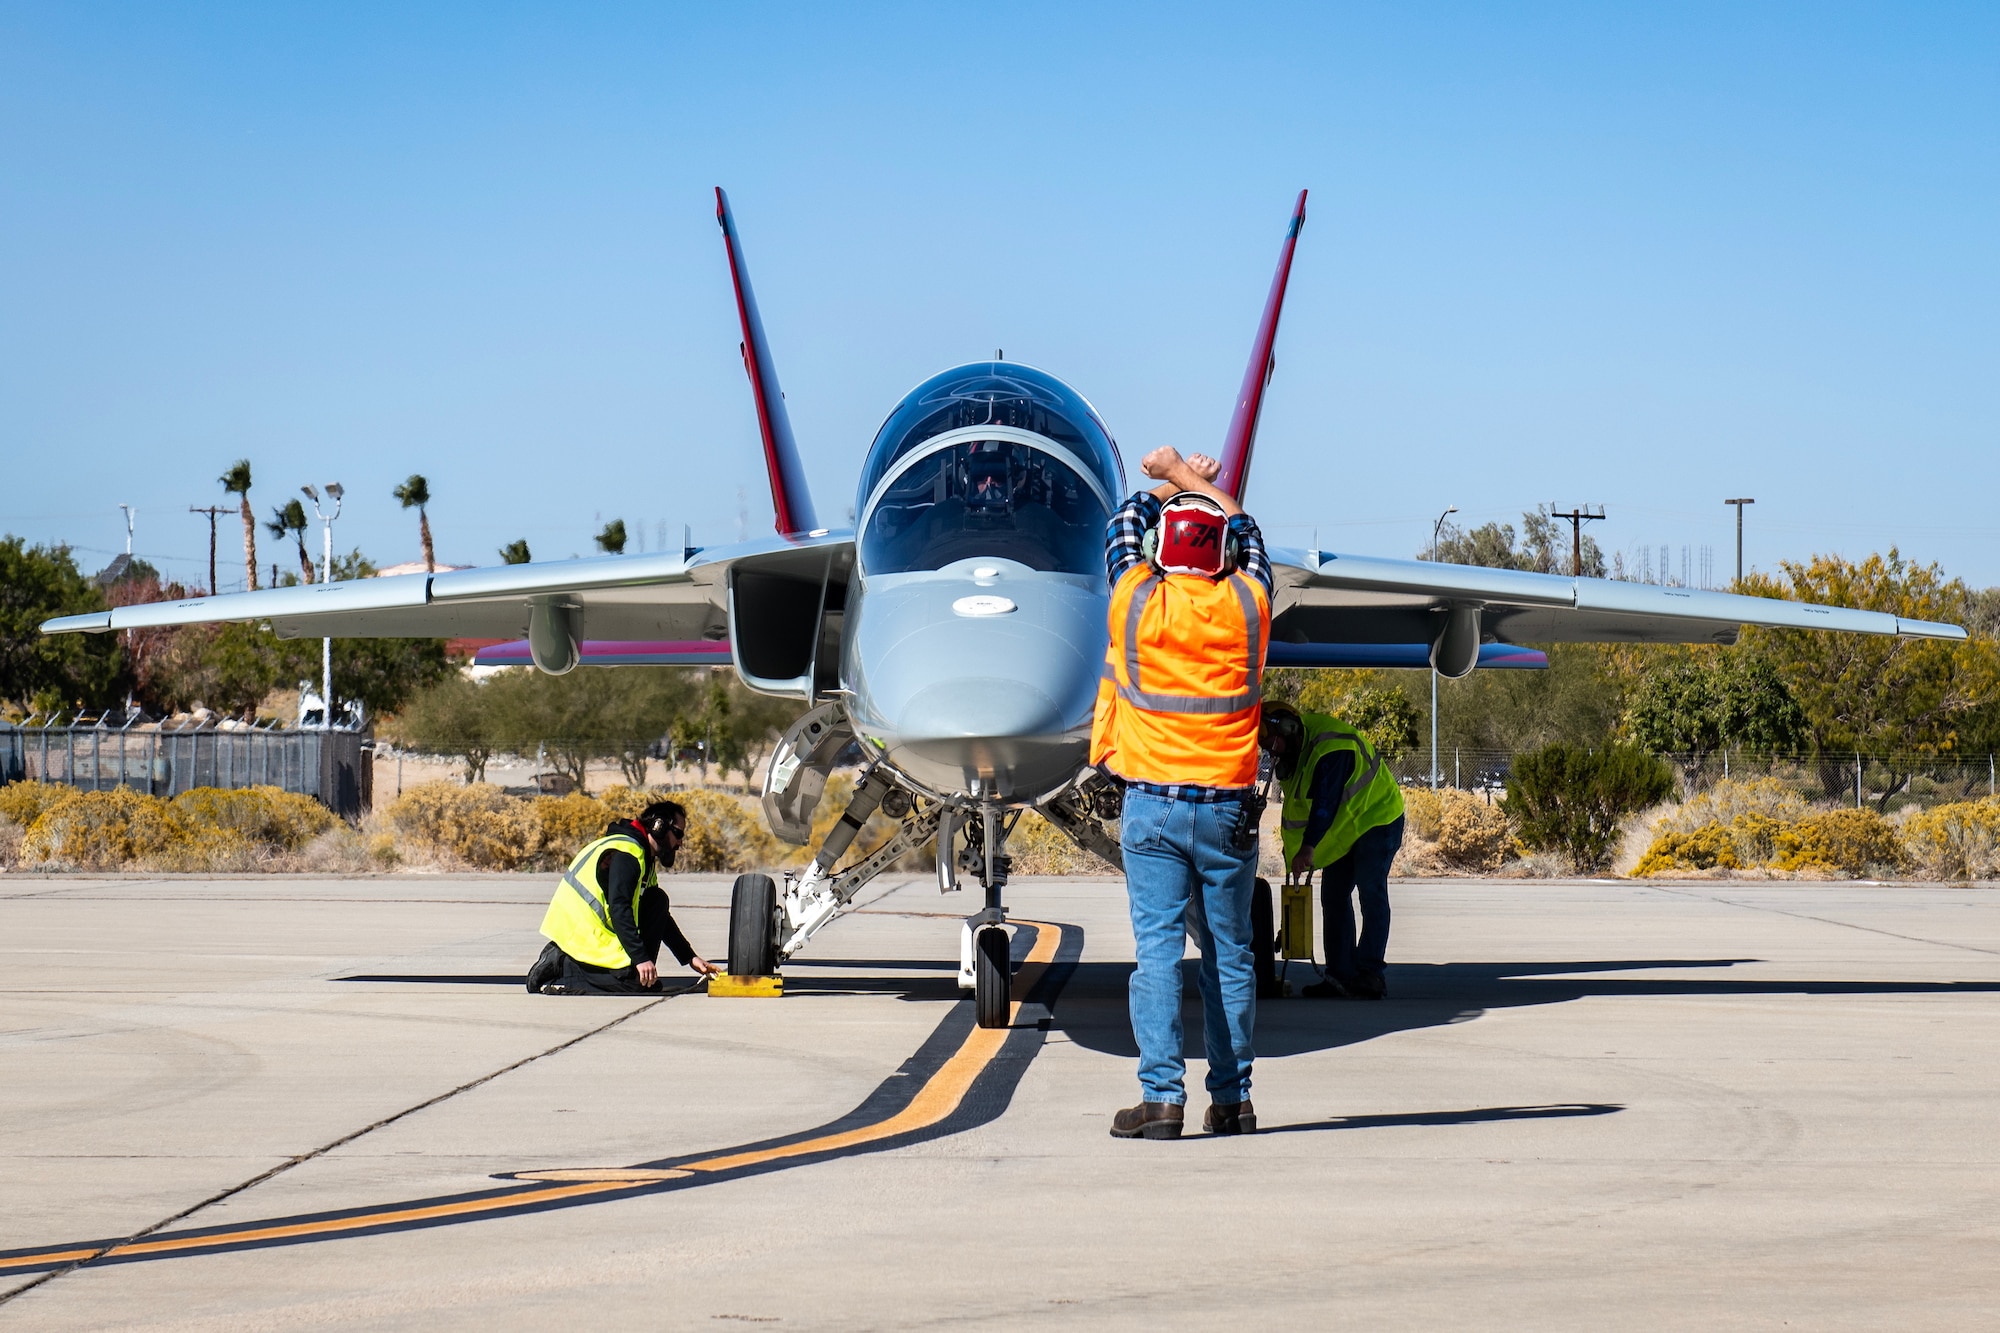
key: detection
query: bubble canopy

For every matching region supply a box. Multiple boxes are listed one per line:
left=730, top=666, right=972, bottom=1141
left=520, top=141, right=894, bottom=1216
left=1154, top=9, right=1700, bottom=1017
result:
left=855, top=364, right=1124, bottom=578
left=857, top=363, right=1123, bottom=506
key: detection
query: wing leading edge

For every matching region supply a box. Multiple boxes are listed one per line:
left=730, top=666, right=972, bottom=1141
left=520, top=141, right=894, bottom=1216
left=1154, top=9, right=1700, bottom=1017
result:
left=1269, top=547, right=1964, bottom=678
left=42, top=532, right=852, bottom=653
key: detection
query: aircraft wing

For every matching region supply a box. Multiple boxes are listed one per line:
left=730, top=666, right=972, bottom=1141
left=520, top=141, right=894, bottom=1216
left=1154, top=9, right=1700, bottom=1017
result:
left=41, top=532, right=853, bottom=684
left=1268, top=546, right=1966, bottom=677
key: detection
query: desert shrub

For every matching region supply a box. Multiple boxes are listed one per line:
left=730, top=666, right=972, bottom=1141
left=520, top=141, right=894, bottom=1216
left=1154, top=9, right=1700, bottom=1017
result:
left=1773, top=809, right=1903, bottom=875
left=147, top=825, right=258, bottom=872
left=532, top=791, right=616, bottom=863
left=1505, top=744, right=1675, bottom=872
left=0, top=816, right=23, bottom=869
left=1901, top=798, right=2000, bottom=880
left=1652, top=778, right=1811, bottom=837
left=1434, top=793, right=1511, bottom=872
left=0, top=780, right=77, bottom=830
left=675, top=789, right=785, bottom=872
left=1633, top=823, right=1743, bottom=874
left=1009, top=811, right=1114, bottom=875
left=21, top=788, right=188, bottom=869
left=1401, top=787, right=1444, bottom=841
left=383, top=781, right=542, bottom=869
left=172, top=786, right=336, bottom=851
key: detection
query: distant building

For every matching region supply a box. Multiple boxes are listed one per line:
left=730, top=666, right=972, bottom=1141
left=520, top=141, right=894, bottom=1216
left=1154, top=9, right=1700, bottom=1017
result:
left=373, top=560, right=472, bottom=578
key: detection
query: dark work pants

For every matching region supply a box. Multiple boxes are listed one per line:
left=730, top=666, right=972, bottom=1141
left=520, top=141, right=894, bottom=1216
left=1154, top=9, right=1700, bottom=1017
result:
left=1320, top=816, right=1405, bottom=982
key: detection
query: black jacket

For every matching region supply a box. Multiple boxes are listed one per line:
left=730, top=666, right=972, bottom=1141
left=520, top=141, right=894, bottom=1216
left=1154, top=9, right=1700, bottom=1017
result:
left=594, top=819, right=696, bottom=968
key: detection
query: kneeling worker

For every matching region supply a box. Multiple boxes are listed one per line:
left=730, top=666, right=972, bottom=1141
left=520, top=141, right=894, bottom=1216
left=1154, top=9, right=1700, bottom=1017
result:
left=527, top=801, right=719, bottom=994
left=1259, top=702, right=1405, bottom=999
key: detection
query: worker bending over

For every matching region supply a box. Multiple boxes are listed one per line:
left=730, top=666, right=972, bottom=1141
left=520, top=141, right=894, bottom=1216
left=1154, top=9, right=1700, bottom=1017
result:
left=1260, top=702, right=1405, bottom=999
left=1091, top=445, right=1271, bottom=1139
left=527, top=801, right=718, bottom=995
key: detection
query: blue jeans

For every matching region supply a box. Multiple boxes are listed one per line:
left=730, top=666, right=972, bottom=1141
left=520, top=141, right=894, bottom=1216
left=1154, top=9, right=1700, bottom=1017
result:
left=1120, top=788, right=1258, bottom=1105
left=1322, top=815, right=1404, bottom=981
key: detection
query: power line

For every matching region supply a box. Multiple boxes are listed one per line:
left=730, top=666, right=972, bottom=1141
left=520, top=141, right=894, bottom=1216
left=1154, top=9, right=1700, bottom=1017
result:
left=1548, top=504, right=1605, bottom=576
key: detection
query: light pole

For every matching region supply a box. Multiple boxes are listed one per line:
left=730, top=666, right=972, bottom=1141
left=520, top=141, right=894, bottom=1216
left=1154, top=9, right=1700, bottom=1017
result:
left=117, top=504, right=135, bottom=557
left=302, top=484, right=344, bottom=728
left=1724, top=498, right=1754, bottom=586
left=1430, top=504, right=1457, bottom=790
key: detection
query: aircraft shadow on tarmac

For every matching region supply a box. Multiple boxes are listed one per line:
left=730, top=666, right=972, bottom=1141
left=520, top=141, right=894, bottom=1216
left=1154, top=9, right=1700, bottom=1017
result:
left=339, top=957, right=2000, bottom=1058
left=1056, top=956, right=2000, bottom=1061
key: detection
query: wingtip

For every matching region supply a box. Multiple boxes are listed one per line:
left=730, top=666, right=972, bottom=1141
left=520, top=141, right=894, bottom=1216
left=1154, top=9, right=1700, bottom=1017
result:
left=41, top=611, right=113, bottom=635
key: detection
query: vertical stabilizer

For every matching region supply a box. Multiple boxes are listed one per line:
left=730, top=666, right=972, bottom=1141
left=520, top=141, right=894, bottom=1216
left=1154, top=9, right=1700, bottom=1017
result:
left=716, top=188, right=819, bottom=536
left=1213, top=190, right=1308, bottom=502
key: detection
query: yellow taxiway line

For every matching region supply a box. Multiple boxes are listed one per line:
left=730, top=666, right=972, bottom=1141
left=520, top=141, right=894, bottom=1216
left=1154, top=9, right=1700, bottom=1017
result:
left=0, top=920, right=1062, bottom=1275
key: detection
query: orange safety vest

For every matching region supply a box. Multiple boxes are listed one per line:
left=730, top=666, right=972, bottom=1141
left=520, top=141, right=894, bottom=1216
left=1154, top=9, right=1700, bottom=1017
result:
left=1089, top=562, right=1270, bottom=789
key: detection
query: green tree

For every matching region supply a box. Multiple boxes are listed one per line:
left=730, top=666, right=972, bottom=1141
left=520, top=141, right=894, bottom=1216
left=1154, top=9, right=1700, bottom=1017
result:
left=1739, top=550, right=2000, bottom=808
left=219, top=459, right=258, bottom=591
left=1421, top=507, right=1604, bottom=576
left=265, top=498, right=315, bottom=583
left=1504, top=743, right=1674, bottom=871
left=1267, top=668, right=1422, bottom=761
left=395, top=673, right=496, bottom=782
left=595, top=519, right=627, bottom=555
left=483, top=666, right=692, bottom=790
left=394, top=474, right=435, bottom=572
left=0, top=538, right=122, bottom=714
left=499, top=539, right=532, bottom=565
left=1626, top=650, right=1810, bottom=786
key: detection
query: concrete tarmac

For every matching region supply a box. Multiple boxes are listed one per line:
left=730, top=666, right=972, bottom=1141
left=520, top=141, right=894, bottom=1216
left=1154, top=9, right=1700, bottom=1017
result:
left=3, top=872, right=1999, bottom=1329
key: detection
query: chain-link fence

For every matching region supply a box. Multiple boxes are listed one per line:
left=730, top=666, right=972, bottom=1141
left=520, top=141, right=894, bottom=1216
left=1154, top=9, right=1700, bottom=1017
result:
left=0, top=714, right=374, bottom=818
left=1390, top=746, right=2000, bottom=813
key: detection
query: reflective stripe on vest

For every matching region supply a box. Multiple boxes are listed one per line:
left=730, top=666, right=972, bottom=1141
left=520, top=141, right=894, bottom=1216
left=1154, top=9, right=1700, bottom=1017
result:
left=1108, top=572, right=1265, bottom=715
left=539, top=833, right=652, bottom=969
left=1088, top=562, right=1270, bottom=789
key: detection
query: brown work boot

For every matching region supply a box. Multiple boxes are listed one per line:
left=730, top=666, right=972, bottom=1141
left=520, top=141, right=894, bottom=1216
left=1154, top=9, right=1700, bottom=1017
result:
left=1109, top=1101, right=1185, bottom=1139
left=1203, top=1100, right=1258, bottom=1135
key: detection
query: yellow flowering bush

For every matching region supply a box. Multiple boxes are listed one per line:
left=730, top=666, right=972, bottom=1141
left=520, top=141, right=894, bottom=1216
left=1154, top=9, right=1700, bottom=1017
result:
left=172, top=786, right=335, bottom=851
left=382, top=781, right=542, bottom=870
left=1901, top=798, right=2000, bottom=881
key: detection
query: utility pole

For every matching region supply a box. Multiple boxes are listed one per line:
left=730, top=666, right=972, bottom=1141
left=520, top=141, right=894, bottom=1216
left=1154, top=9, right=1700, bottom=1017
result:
left=1430, top=504, right=1457, bottom=790
left=1724, top=498, right=1755, bottom=586
left=302, top=484, right=344, bottom=728
left=189, top=506, right=228, bottom=594
left=1548, top=505, right=1605, bottom=576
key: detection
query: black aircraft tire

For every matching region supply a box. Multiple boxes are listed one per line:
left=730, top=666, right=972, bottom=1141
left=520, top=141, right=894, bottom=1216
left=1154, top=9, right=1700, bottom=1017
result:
left=728, top=873, right=778, bottom=976
left=1251, top=877, right=1278, bottom=999
left=974, top=926, right=1012, bottom=1029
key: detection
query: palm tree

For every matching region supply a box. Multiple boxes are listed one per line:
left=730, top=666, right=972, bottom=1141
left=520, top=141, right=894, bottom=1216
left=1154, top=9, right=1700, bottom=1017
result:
left=266, top=499, right=315, bottom=583
left=595, top=519, right=627, bottom=555
left=394, top=474, right=435, bottom=572
left=498, top=539, right=532, bottom=565
left=220, top=459, right=257, bottom=591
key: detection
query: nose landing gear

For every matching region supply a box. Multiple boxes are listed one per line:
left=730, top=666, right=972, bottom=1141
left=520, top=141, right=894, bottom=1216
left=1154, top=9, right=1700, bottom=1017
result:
left=952, top=804, right=1018, bottom=1029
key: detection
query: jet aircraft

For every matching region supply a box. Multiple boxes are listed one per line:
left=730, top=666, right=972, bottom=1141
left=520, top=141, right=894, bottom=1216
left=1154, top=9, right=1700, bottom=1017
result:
left=44, top=188, right=1966, bottom=1028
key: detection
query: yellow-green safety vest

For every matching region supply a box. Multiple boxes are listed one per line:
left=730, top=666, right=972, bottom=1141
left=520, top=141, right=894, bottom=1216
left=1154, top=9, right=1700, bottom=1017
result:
left=1279, top=712, right=1405, bottom=869
left=539, top=833, right=654, bottom=969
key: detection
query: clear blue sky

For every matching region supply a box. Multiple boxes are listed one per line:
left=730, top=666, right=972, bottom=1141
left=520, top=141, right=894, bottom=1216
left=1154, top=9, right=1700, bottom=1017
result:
left=3, top=2, right=1995, bottom=591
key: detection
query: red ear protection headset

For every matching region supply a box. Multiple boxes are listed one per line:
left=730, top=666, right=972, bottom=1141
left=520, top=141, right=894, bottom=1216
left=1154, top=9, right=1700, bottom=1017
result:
left=1142, top=492, right=1238, bottom=577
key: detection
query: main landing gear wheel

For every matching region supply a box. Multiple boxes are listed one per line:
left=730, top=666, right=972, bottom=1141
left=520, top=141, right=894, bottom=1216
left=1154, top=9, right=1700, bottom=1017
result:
left=728, top=873, right=778, bottom=976
left=1251, top=877, right=1280, bottom=1000
left=974, top=925, right=1012, bottom=1029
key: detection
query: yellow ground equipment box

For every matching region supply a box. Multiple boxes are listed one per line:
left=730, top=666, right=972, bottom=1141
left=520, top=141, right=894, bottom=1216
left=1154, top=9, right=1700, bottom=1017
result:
left=1276, top=875, right=1315, bottom=961
left=709, top=973, right=783, bottom=997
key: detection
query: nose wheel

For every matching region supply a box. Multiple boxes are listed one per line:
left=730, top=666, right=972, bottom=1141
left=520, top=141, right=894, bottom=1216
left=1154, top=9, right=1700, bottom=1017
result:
left=974, top=924, right=1012, bottom=1028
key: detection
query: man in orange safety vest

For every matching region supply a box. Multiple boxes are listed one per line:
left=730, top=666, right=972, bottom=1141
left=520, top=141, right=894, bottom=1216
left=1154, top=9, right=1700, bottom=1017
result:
left=1090, top=446, right=1272, bottom=1140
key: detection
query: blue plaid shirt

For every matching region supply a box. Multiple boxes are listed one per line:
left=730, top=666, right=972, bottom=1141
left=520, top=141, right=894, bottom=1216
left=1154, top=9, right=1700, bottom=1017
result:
left=1102, top=491, right=1272, bottom=801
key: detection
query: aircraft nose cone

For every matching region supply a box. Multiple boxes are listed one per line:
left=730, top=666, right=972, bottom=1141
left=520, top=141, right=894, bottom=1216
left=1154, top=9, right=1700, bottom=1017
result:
left=897, top=675, right=1064, bottom=743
